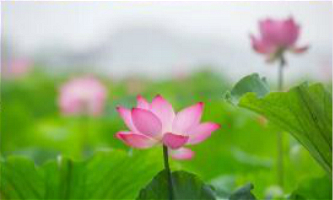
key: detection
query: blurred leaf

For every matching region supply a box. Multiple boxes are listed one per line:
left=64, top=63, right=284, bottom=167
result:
left=288, top=193, right=306, bottom=200
left=0, top=150, right=163, bottom=199
left=224, top=73, right=269, bottom=105
left=229, top=183, right=256, bottom=200
left=211, top=176, right=256, bottom=200
left=289, top=176, right=332, bottom=200
left=224, top=73, right=332, bottom=175
left=137, top=170, right=216, bottom=200
left=1, top=73, right=58, bottom=153
left=210, top=175, right=237, bottom=198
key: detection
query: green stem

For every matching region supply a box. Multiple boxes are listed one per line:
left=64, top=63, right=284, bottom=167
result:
left=278, top=56, right=285, bottom=91
left=277, top=131, right=284, bottom=188
left=163, top=145, right=173, bottom=200
left=80, top=115, right=89, bottom=158
left=277, top=57, right=285, bottom=188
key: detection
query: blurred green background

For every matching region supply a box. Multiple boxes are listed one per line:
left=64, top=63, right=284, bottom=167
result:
left=1, top=67, right=330, bottom=199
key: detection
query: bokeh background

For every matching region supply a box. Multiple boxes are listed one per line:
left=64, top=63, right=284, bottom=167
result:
left=2, top=1, right=332, bottom=82
left=1, top=2, right=332, bottom=199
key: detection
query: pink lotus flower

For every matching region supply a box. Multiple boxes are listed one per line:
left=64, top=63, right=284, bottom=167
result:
left=250, top=17, right=308, bottom=62
left=115, top=95, right=220, bottom=160
left=2, top=59, right=32, bottom=79
left=59, top=76, right=107, bottom=116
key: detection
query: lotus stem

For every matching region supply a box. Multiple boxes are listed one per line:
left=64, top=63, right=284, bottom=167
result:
left=277, top=57, right=285, bottom=188
left=80, top=115, right=89, bottom=158
left=163, top=145, right=174, bottom=200
left=278, top=56, right=285, bottom=91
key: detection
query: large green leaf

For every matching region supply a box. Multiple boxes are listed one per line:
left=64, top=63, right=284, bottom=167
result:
left=0, top=149, right=163, bottom=199
left=0, top=156, right=44, bottom=199
left=137, top=170, right=216, bottom=200
left=137, top=170, right=257, bottom=200
left=224, top=73, right=332, bottom=175
left=289, top=176, right=332, bottom=200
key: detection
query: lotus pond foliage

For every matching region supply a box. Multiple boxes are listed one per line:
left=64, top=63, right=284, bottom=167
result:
left=1, top=69, right=331, bottom=199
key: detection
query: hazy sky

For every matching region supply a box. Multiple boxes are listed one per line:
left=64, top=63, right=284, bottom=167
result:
left=2, top=1, right=332, bottom=82
left=3, top=2, right=331, bottom=51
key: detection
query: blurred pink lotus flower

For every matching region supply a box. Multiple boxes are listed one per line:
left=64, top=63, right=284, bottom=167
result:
left=2, top=59, right=32, bottom=78
left=250, top=17, right=308, bottom=62
left=59, top=76, right=107, bottom=116
left=115, top=95, right=220, bottom=160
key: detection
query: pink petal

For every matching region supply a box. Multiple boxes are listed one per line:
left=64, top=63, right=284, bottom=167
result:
left=250, top=35, right=275, bottom=54
left=259, top=19, right=277, bottom=44
left=137, top=95, right=150, bottom=109
left=187, top=122, right=220, bottom=145
left=260, top=19, right=284, bottom=46
left=116, top=131, right=157, bottom=149
left=259, top=18, right=300, bottom=48
left=162, top=132, right=189, bottom=149
left=131, top=108, right=162, bottom=137
left=281, top=17, right=300, bottom=46
left=291, top=45, right=309, bottom=54
left=116, top=106, right=139, bottom=132
left=260, top=19, right=274, bottom=37
left=169, top=148, right=194, bottom=160
left=172, top=102, right=204, bottom=133
left=151, top=95, right=175, bottom=132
